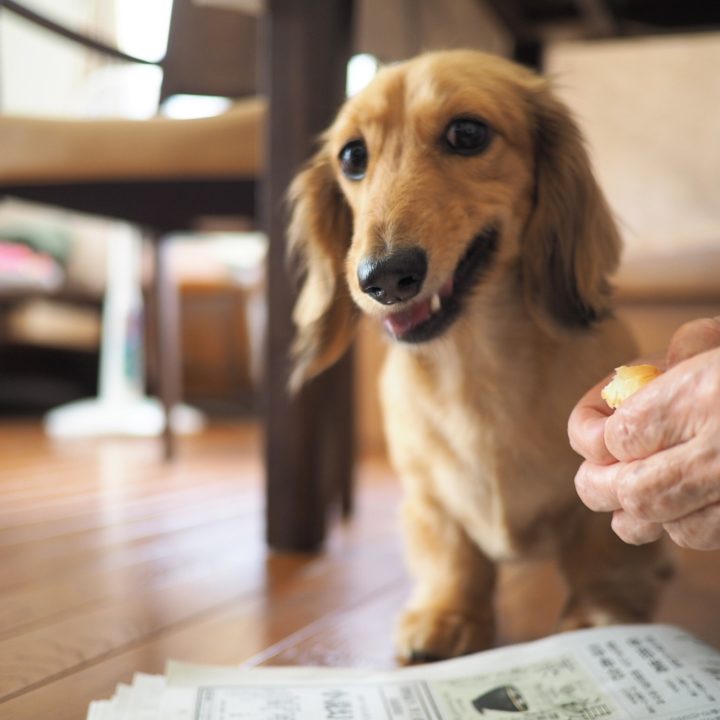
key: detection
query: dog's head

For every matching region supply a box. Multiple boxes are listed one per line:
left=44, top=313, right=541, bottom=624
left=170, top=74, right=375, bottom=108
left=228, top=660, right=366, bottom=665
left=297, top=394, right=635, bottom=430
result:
left=288, top=50, right=620, bottom=389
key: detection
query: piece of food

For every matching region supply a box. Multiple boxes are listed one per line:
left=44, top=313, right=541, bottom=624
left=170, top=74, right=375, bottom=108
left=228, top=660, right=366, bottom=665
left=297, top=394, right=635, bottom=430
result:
left=601, top=364, right=662, bottom=409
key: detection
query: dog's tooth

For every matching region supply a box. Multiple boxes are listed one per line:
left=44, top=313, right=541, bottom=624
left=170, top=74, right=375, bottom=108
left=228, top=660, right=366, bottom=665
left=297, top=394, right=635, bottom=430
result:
left=430, top=293, right=441, bottom=313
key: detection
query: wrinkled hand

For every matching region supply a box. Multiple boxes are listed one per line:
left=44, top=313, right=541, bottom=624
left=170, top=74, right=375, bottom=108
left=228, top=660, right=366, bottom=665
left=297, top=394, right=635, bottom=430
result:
left=568, top=317, right=720, bottom=550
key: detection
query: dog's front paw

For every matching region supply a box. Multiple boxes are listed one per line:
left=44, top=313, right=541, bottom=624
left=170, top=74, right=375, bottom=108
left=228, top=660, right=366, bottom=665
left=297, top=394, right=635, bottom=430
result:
left=395, top=608, right=494, bottom=663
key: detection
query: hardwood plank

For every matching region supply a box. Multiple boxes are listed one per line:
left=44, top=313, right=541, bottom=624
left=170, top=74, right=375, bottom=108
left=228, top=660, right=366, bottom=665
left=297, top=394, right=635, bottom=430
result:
left=0, top=426, right=264, bottom=591
left=0, top=492, right=259, bottom=589
left=1, top=527, right=401, bottom=700
left=248, top=581, right=409, bottom=670
left=253, top=562, right=566, bottom=669
left=0, top=534, right=402, bottom=702
left=0, top=423, right=402, bottom=705
left=2, top=421, right=720, bottom=720
left=0, top=512, right=260, bottom=636
left=1, top=513, right=405, bottom=718
left=0, top=496, right=399, bottom=639
left=1, top=577, right=402, bottom=720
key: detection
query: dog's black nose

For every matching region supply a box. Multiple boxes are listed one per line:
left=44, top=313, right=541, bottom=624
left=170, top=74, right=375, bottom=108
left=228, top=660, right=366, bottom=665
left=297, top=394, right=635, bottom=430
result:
left=357, top=247, right=427, bottom=305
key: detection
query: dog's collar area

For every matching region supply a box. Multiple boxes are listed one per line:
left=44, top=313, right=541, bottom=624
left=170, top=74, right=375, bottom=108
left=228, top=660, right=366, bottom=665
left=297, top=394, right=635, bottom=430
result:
left=382, top=225, right=499, bottom=343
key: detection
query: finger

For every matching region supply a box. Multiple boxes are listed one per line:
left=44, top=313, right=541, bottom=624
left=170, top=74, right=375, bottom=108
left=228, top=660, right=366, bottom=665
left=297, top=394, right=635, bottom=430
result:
left=604, top=361, right=696, bottom=462
left=574, top=460, right=622, bottom=512
left=664, top=501, right=720, bottom=551
left=666, top=316, right=720, bottom=368
left=613, top=438, right=720, bottom=524
left=568, top=376, right=615, bottom=465
left=610, top=510, right=664, bottom=545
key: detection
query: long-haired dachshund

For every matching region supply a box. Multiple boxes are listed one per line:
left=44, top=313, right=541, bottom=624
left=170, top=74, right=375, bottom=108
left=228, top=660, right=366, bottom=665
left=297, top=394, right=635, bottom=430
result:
left=288, top=50, right=668, bottom=661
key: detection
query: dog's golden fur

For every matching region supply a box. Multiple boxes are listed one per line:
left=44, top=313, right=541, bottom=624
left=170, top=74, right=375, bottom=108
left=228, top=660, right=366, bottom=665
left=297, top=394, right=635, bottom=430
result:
left=289, top=50, right=668, bottom=661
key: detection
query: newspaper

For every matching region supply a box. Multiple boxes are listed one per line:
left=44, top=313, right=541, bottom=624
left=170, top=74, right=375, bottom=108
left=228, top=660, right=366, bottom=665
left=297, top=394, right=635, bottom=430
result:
left=87, top=624, right=720, bottom=720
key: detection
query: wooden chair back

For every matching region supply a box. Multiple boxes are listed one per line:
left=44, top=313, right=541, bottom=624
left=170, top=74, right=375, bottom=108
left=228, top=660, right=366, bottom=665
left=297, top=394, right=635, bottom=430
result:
left=159, top=0, right=258, bottom=104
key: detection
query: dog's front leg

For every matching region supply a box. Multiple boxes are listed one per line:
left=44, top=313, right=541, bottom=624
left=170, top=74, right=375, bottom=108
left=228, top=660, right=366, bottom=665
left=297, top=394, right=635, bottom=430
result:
left=557, top=507, right=672, bottom=631
left=395, top=490, right=496, bottom=663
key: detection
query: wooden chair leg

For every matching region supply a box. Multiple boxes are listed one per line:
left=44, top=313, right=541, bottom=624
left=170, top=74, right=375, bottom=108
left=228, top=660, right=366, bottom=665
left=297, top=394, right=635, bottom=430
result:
left=262, top=0, right=355, bottom=551
left=330, top=351, right=355, bottom=520
left=152, top=234, right=181, bottom=461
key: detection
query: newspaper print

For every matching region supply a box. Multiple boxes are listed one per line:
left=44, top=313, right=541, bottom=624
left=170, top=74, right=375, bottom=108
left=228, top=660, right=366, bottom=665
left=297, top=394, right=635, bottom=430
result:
left=86, top=625, right=720, bottom=720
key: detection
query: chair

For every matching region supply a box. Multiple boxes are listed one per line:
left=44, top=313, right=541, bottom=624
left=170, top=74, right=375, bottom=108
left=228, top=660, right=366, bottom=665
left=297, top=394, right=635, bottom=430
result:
left=0, top=0, right=264, bottom=458
left=0, top=0, right=358, bottom=552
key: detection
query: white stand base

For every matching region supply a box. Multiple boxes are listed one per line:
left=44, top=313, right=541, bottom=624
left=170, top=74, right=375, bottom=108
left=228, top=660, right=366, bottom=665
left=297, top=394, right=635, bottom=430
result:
left=44, top=397, right=205, bottom=438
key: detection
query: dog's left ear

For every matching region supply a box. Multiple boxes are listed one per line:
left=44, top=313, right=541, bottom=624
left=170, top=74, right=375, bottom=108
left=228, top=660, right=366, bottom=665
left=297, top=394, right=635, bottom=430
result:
left=287, top=147, right=358, bottom=392
left=521, top=82, right=621, bottom=331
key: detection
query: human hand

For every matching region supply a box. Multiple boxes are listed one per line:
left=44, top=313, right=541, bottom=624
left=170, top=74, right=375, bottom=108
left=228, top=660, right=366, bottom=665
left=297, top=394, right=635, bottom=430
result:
left=569, top=317, right=720, bottom=550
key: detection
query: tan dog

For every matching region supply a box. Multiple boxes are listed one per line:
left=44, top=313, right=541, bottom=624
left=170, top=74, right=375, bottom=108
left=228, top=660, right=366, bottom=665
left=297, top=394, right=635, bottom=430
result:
left=288, top=50, right=669, bottom=661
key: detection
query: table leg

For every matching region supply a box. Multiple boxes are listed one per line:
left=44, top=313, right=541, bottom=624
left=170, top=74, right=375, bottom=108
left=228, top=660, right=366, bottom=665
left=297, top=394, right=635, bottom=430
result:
left=262, top=0, right=355, bottom=551
left=153, top=234, right=180, bottom=461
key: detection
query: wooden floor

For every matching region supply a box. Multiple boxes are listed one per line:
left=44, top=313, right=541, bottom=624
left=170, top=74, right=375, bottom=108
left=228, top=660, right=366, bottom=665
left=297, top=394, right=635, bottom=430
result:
left=1, top=421, right=719, bottom=720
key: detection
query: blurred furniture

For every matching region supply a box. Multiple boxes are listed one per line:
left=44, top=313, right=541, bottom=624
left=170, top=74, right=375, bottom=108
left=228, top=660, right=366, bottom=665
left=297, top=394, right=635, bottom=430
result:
left=0, top=205, right=106, bottom=413
left=480, top=0, right=720, bottom=68
left=0, top=0, right=356, bottom=552
left=262, top=0, right=355, bottom=550
left=0, top=0, right=262, bottom=459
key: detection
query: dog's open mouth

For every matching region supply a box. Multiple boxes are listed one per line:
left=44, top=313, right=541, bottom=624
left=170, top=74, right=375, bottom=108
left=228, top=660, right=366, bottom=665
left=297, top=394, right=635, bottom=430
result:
left=383, top=226, right=499, bottom=343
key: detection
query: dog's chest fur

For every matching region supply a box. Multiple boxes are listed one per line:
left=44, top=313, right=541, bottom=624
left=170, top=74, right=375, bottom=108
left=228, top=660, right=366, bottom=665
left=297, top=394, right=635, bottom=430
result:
left=379, top=305, right=632, bottom=562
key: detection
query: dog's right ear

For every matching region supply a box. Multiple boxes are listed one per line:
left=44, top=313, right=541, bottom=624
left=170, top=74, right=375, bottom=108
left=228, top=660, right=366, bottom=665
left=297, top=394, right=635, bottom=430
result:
left=287, top=147, right=358, bottom=392
left=520, top=81, right=621, bottom=334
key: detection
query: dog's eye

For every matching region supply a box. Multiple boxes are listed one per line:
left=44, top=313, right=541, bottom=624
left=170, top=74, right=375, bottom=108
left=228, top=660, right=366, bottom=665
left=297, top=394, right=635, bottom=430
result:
left=444, top=118, right=493, bottom=155
left=339, top=139, right=368, bottom=180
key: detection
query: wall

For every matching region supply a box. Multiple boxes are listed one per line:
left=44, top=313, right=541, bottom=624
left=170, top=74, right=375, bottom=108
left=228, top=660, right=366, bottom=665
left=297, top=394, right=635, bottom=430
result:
left=545, top=33, right=720, bottom=264
left=0, top=0, right=116, bottom=116
left=545, top=33, right=720, bottom=356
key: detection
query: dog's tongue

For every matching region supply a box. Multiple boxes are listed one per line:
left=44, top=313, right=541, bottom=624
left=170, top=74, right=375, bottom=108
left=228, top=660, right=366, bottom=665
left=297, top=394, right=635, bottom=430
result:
left=383, top=299, right=432, bottom=338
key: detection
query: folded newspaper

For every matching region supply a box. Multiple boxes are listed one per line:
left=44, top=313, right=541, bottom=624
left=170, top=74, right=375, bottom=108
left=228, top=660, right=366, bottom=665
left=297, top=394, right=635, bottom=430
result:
left=88, top=624, right=720, bottom=720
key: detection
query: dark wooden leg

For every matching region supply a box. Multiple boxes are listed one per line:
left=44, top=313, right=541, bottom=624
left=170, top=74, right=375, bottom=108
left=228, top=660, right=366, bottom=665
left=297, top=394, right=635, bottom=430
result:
left=514, top=38, right=544, bottom=70
left=262, top=0, right=355, bottom=551
left=333, top=351, right=355, bottom=519
left=152, top=234, right=181, bottom=461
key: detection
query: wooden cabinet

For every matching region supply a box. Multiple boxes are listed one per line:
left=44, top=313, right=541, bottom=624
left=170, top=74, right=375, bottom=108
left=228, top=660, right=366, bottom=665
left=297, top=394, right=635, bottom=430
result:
left=179, top=279, right=261, bottom=413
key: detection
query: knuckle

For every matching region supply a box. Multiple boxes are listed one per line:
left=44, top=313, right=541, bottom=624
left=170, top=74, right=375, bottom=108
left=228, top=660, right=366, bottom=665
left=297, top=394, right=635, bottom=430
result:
left=616, top=466, right=652, bottom=519
left=606, top=413, right=633, bottom=457
left=617, top=459, right=687, bottom=523
left=606, top=406, right=653, bottom=462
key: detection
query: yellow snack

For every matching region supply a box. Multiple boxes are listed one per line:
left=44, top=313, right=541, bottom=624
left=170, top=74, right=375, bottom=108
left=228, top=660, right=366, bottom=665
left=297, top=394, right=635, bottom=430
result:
left=601, top=364, right=662, bottom=409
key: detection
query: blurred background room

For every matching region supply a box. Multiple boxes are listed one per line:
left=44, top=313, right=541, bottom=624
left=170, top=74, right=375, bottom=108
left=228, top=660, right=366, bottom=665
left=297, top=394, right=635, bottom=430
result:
left=0, top=2, right=719, bottom=718
left=1, top=0, right=719, bottom=450
left=0, top=0, right=264, bottom=426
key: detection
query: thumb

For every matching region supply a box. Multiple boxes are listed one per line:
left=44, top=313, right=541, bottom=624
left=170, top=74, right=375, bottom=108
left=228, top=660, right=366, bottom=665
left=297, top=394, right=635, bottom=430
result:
left=666, top=316, right=720, bottom=368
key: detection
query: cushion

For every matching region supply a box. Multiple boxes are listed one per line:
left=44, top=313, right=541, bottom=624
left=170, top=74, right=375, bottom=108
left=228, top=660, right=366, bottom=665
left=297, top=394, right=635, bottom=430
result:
left=0, top=98, right=265, bottom=184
